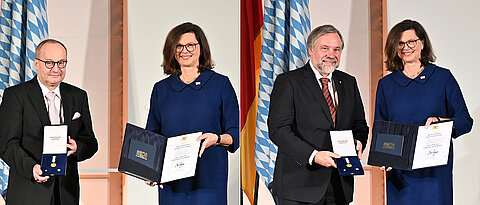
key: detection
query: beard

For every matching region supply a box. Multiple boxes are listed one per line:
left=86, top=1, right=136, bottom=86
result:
left=316, top=57, right=338, bottom=75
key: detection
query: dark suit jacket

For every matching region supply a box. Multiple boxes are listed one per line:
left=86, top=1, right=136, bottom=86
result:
left=268, top=63, right=368, bottom=203
left=0, top=77, right=98, bottom=205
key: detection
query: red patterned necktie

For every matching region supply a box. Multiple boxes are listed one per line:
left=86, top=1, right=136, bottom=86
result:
left=320, top=78, right=336, bottom=127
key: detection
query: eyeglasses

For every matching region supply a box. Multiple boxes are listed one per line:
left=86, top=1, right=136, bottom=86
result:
left=175, top=43, right=199, bottom=53
left=398, top=39, right=420, bottom=49
left=36, top=58, right=68, bottom=69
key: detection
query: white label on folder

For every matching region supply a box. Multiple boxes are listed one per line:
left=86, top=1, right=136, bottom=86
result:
left=43, top=125, right=68, bottom=154
left=330, top=130, right=357, bottom=157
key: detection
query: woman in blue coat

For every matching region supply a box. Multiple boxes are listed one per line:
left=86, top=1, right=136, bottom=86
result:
left=145, top=22, right=239, bottom=205
left=375, top=19, right=473, bottom=205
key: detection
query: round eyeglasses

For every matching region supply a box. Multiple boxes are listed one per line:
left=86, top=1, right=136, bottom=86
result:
left=398, top=39, right=420, bottom=49
left=36, top=58, right=68, bottom=69
left=175, top=43, right=199, bottom=53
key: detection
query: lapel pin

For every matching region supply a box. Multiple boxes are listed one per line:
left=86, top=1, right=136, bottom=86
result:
left=420, top=76, right=425, bottom=79
left=195, top=82, right=201, bottom=85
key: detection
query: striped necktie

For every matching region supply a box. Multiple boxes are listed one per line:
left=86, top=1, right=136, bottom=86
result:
left=320, top=78, right=336, bottom=127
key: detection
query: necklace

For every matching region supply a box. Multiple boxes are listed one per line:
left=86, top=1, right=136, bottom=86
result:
left=180, top=72, right=200, bottom=84
left=403, top=66, right=424, bottom=78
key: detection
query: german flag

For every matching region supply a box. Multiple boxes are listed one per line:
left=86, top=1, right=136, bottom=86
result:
left=240, top=0, right=263, bottom=203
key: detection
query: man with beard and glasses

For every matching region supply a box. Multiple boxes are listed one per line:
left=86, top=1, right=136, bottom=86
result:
left=268, top=25, right=369, bottom=205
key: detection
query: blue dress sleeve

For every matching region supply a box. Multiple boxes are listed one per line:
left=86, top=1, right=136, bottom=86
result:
left=146, top=83, right=162, bottom=133
left=445, top=71, right=473, bottom=138
left=374, top=78, right=388, bottom=121
left=220, top=76, right=239, bottom=153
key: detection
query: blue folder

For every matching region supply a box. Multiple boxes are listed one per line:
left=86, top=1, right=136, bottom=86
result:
left=367, top=120, right=452, bottom=170
left=118, top=123, right=202, bottom=183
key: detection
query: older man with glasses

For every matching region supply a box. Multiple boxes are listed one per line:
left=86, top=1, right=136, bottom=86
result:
left=0, top=39, right=98, bottom=205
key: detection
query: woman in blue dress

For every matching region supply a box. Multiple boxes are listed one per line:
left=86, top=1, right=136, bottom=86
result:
left=145, top=22, right=239, bottom=205
left=374, top=19, right=473, bottom=205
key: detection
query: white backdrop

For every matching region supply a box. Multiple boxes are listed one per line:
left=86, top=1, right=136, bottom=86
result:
left=128, top=0, right=240, bottom=204
left=388, top=1, right=480, bottom=204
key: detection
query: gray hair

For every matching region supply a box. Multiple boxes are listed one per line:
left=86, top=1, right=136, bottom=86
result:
left=307, top=25, right=344, bottom=55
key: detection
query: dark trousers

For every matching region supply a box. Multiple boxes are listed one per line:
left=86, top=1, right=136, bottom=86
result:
left=278, top=171, right=348, bottom=205
left=49, top=179, right=61, bottom=205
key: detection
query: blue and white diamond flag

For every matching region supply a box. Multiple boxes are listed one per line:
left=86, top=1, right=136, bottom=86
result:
left=0, top=0, right=48, bottom=101
left=254, top=0, right=311, bottom=188
left=0, top=160, right=9, bottom=199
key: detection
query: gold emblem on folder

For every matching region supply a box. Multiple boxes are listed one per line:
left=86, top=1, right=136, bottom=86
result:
left=383, top=142, right=395, bottom=150
left=135, top=150, right=148, bottom=160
